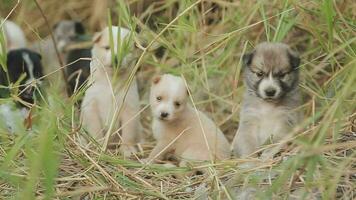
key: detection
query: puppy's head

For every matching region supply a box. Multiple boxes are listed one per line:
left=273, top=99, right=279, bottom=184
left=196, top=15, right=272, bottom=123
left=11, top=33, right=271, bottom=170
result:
left=242, top=42, right=300, bottom=101
left=5, top=49, right=43, bottom=104
left=91, top=26, right=131, bottom=67
left=53, top=20, right=85, bottom=52
left=150, top=74, right=189, bottom=122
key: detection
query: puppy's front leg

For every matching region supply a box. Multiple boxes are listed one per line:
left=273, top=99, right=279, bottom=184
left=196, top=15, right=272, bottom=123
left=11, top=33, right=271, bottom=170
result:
left=119, top=105, right=142, bottom=157
left=146, top=141, right=171, bottom=163
left=232, top=121, right=259, bottom=157
left=81, top=100, right=103, bottom=144
left=260, top=120, right=293, bottom=160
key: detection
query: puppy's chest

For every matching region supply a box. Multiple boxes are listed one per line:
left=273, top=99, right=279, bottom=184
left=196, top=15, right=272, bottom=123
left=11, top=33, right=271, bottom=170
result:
left=90, top=78, right=125, bottom=98
left=244, top=102, right=291, bottom=140
left=153, top=121, right=185, bottom=138
left=153, top=120, right=194, bottom=148
left=88, top=80, right=127, bottom=117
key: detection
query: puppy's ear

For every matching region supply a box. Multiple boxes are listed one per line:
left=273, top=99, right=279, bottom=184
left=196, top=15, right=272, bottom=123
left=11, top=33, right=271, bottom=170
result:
left=152, top=75, right=161, bottom=84
left=287, top=50, right=300, bottom=69
left=92, top=32, right=102, bottom=44
left=242, top=51, right=254, bottom=66
left=74, top=21, right=85, bottom=35
left=32, top=51, right=42, bottom=60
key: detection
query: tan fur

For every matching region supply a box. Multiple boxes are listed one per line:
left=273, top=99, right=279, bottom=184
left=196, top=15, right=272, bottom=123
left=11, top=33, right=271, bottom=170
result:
left=80, top=26, right=143, bottom=156
left=232, top=42, right=301, bottom=158
left=147, top=74, right=230, bottom=164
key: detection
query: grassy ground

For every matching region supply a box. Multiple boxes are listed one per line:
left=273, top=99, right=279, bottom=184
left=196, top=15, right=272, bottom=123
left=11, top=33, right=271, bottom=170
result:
left=0, top=0, right=355, bottom=199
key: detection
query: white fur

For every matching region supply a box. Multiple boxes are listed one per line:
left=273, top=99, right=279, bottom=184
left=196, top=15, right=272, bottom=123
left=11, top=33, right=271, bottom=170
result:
left=91, top=27, right=131, bottom=67
left=232, top=97, right=293, bottom=156
left=258, top=72, right=281, bottom=99
left=0, top=103, right=27, bottom=134
left=80, top=26, right=143, bottom=157
left=22, top=52, right=35, bottom=84
left=2, top=20, right=27, bottom=51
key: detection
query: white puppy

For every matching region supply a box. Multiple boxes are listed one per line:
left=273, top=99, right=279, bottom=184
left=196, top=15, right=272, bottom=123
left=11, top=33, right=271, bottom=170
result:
left=147, top=74, right=230, bottom=165
left=1, top=20, right=27, bottom=51
left=80, top=26, right=143, bottom=156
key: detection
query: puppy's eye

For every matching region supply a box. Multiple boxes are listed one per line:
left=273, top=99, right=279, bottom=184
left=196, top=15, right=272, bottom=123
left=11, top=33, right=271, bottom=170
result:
left=278, top=73, right=286, bottom=78
left=276, top=72, right=288, bottom=78
left=255, top=71, right=264, bottom=78
left=104, top=46, right=110, bottom=50
left=156, top=96, right=162, bottom=101
left=174, top=101, right=181, bottom=108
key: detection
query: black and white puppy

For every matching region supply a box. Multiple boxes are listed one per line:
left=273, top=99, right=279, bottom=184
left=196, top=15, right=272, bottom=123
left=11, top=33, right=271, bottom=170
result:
left=0, top=49, right=44, bottom=106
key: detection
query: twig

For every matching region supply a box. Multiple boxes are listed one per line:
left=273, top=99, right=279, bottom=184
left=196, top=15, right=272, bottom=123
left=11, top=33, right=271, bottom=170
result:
left=33, top=0, right=70, bottom=97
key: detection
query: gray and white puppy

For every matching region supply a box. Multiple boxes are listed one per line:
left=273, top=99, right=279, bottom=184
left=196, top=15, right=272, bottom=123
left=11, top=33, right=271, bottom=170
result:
left=31, top=20, right=85, bottom=75
left=232, top=42, right=302, bottom=157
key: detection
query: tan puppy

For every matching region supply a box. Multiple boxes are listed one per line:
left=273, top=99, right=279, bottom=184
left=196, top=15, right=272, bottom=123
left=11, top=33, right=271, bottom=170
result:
left=147, top=74, right=230, bottom=165
left=232, top=42, right=302, bottom=157
left=80, top=26, right=143, bottom=156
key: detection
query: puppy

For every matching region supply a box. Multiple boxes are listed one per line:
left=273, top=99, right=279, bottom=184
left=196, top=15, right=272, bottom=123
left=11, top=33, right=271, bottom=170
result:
left=232, top=42, right=302, bottom=157
left=30, top=20, right=86, bottom=76
left=147, top=74, right=230, bottom=165
left=65, top=47, right=91, bottom=96
left=80, top=26, right=143, bottom=156
left=2, top=20, right=27, bottom=52
left=0, top=48, right=44, bottom=106
left=58, top=21, right=91, bottom=96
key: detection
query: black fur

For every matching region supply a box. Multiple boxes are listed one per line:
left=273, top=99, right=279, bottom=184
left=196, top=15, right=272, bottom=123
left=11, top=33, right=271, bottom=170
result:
left=65, top=48, right=91, bottom=96
left=0, top=49, right=44, bottom=105
left=74, top=21, right=85, bottom=35
left=288, top=52, right=300, bottom=69
left=242, top=52, right=254, bottom=66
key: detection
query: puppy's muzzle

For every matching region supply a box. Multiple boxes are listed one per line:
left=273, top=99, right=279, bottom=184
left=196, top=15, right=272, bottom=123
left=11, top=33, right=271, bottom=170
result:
left=264, top=88, right=276, bottom=97
left=20, top=80, right=42, bottom=104
left=20, top=86, right=35, bottom=104
left=160, top=112, right=169, bottom=120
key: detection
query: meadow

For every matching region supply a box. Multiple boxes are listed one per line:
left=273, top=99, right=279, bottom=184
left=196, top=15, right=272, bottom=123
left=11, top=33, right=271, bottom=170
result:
left=0, top=0, right=355, bottom=199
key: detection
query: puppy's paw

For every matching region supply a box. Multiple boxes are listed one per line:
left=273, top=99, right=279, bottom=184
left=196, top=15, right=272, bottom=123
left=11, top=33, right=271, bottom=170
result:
left=119, top=145, right=138, bottom=158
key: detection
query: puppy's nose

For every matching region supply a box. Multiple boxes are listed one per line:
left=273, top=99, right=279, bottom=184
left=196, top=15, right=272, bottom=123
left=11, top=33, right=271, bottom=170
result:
left=160, top=112, right=169, bottom=118
left=265, top=88, right=276, bottom=97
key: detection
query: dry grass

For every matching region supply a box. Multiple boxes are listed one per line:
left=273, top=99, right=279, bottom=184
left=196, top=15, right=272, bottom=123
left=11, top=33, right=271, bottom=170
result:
left=0, top=0, right=355, bottom=199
